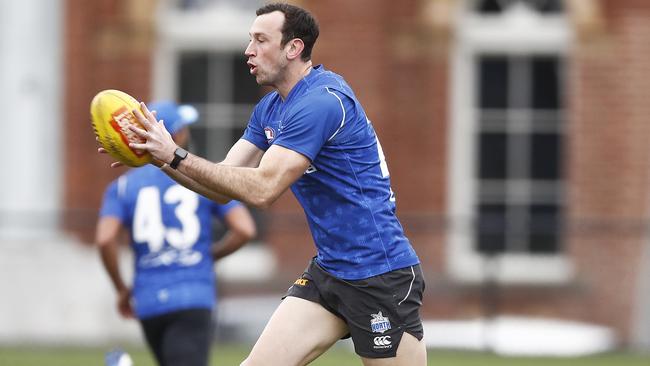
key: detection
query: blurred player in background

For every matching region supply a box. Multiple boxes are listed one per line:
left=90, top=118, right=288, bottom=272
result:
left=95, top=101, right=256, bottom=366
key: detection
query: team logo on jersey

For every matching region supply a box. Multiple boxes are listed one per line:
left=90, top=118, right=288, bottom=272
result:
left=304, top=164, right=318, bottom=174
left=370, top=311, right=391, bottom=333
left=264, top=127, right=275, bottom=142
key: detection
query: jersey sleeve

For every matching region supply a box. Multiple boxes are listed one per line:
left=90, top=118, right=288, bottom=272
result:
left=211, top=200, right=243, bottom=220
left=272, top=88, right=345, bottom=161
left=99, top=178, right=127, bottom=223
left=242, top=98, right=271, bottom=151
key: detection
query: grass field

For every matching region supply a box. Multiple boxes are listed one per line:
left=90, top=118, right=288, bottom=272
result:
left=0, top=344, right=649, bottom=366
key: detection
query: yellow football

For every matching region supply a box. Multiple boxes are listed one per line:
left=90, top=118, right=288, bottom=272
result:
left=90, top=89, right=152, bottom=167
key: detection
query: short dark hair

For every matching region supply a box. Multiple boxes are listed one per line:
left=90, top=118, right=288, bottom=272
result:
left=256, top=2, right=319, bottom=61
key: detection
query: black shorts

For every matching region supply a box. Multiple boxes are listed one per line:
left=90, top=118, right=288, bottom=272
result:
left=140, top=308, right=213, bottom=366
left=285, top=259, right=425, bottom=358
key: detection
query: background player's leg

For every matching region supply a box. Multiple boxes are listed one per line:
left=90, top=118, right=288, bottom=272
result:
left=240, top=296, right=348, bottom=366
left=140, top=316, right=167, bottom=366
left=161, top=309, right=212, bottom=366
left=360, top=333, right=427, bottom=366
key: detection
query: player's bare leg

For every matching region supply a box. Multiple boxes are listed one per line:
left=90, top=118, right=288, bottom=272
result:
left=361, top=332, right=427, bottom=366
left=240, top=296, right=348, bottom=366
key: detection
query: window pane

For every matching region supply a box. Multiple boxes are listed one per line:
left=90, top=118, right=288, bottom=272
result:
left=510, top=133, right=529, bottom=179
left=477, top=204, right=507, bottom=253
left=176, top=0, right=264, bottom=11
left=477, top=0, right=503, bottom=13
left=232, top=54, right=262, bottom=104
left=528, top=204, right=561, bottom=253
left=187, top=124, right=209, bottom=157
left=530, top=0, right=563, bottom=13
left=531, top=133, right=561, bottom=179
left=229, top=124, right=247, bottom=146
left=177, top=0, right=212, bottom=10
left=479, top=56, right=509, bottom=109
left=479, top=133, right=507, bottom=179
left=178, top=53, right=209, bottom=103
left=532, top=56, right=560, bottom=109
left=476, top=0, right=564, bottom=14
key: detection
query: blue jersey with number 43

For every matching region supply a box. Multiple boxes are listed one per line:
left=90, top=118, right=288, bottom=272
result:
left=100, top=165, right=240, bottom=319
left=243, top=65, right=419, bottom=280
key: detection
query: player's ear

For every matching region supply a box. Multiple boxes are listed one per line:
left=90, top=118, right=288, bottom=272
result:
left=286, top=38, right=305, bottom=61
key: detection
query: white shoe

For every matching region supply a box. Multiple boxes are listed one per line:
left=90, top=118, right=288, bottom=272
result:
left=105, top=348, right=133, bottom=366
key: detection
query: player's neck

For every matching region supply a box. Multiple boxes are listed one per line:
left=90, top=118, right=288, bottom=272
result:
left=276, top=60, right=313, bottom=100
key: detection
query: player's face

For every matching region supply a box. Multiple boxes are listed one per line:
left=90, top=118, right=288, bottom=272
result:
left=245, top=11, right=289, bottom=87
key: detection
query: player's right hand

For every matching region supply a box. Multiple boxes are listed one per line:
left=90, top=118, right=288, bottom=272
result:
left=117, top=288, right=135, bottom=319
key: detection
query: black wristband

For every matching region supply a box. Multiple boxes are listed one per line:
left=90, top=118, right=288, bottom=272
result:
left=170, top=147, right=188, bottom=169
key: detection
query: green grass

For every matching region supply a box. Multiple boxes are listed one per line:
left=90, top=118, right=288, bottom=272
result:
left=0, top=345, right=648, bottom=366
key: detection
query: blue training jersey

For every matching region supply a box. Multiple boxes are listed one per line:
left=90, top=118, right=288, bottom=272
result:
left=243, top=65, right=419, bottom=280
left=99, top=165, right=241, bottom=319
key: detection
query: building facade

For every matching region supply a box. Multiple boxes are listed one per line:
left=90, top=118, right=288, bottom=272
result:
left=60, top=0, right=650, bottom=348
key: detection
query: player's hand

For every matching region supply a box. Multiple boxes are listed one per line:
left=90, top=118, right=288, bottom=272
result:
left=95, top=136, right=125, bottom=168
left=117, top=288, right=135, bottom=319
left=129, top=102, right=178, bottom=166
left=99, top=144, right=164, bottom=168
left=95, top=110, right=163, bottom=168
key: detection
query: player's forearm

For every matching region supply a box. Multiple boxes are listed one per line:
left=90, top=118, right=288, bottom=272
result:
left=160, top=163, right=232, bottom=204
left=99, top=246, right=127, bottom=293
left=178, top=153, right=283, bottom=208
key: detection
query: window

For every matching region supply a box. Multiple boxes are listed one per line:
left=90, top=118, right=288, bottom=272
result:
left=153, top=3, right=272, bottom=272
left=152, top=2, right=262, bottom=161
left=475, top=55, right=565, bottom=255
left=476, top=0, right=563, bottom=14
left=178, top=52, right=261, bottom=161
left=447, top=0, right=572, bottom=283
left=172, top=0, right=263, bottom=11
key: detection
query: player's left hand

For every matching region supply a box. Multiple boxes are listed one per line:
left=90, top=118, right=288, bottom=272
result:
left=95, top=136, right=125, bottom=168
left=128, top=102, right=178, bottom=166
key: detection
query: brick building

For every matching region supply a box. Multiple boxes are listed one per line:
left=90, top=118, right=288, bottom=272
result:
left=57, top=0, right=650, bottom=348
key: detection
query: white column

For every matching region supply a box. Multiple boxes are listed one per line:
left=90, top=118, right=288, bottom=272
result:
left=0, top=0, right=63, bottom=237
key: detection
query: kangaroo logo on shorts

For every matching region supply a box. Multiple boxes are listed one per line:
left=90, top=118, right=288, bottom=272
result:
left=370, top=311, right=391, bottom=333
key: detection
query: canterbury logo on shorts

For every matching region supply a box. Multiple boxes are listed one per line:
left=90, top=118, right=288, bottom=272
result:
left=373, top=336, right=392, bottom=349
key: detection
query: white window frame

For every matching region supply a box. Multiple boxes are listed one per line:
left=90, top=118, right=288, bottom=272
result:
left=153, top=1, right=261, bottom=161
left=447, top=1, right=574, bottom=284
left=152, top=1, right=258, bottom=101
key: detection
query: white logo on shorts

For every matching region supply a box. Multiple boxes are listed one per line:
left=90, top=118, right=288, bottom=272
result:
left=373, top=336, right=392, bottom=349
